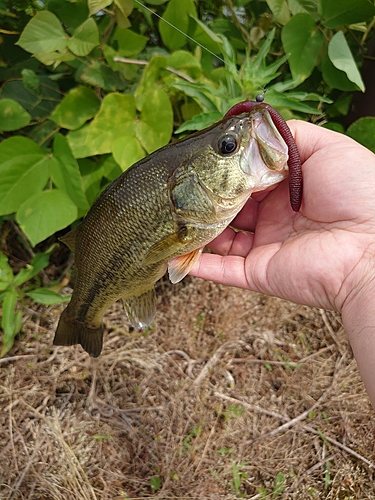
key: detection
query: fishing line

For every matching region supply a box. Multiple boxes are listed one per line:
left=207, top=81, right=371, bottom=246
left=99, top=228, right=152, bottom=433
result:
left=133, top=0, right=226, bottom=65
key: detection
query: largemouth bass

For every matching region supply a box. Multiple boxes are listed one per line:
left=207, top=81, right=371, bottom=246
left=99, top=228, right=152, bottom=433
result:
left=54, top=105, right=290, bottom=356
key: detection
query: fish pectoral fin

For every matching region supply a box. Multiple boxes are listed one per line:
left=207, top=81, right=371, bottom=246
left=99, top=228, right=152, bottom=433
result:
left=168, top=247, right=203, bottom=284
left=143, top=227, right=191, bottom=266
left=60, top=225, right=79, bottom=253
left=123, top=287, right=156, bottom=329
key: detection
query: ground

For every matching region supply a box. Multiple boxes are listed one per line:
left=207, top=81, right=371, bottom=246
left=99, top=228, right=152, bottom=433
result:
left=1, top=276, right=375, bottom=499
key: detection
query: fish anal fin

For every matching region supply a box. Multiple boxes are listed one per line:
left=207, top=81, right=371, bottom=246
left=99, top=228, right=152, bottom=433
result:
left=123, top=288, right=156, bottom=329
left=54, top=307, right=103, bottom=357
left=168, top=247, right=203, bottom=284
left=60, top=226, right=79, bottom=253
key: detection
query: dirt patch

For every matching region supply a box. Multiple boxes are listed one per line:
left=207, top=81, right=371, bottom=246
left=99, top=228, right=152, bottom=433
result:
left=1, top=276, right=374, bottom=499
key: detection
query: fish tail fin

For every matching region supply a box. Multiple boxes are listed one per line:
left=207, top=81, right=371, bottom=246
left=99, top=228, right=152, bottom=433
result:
left=54, top=307, right=103, bottom=357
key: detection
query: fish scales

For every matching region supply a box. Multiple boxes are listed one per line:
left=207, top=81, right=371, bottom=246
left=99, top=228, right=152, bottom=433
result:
left=54, top=107, right=290, bottom=356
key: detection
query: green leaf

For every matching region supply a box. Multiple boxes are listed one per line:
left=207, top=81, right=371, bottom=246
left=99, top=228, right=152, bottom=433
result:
left=31, top=248, right=55, bottom=275
left=50, top=86, right=100, bottom=130
left=322, top=51, right=358, bottom=91
left=79, top=158, right=106, bottom=205
left=28, top=120, right=59, bottom=148
left=265, top=90, right=321, bottom=114
left=21, top=69, right=40, bottom=94
left=16, top=189, right=78, bottom=246
left=266, top=0, right=290, bottom=24
left=296, top=0, right=319, bottom=15
left=135, top=56, right=167, bottom=98
left=191, top=17, right=223, bottom=55
left=1, top=77, right=62, bottom=120
left=66, top=125, right=91, bottom=158
left=175, top=111, right=222, bottom=133
left=33, top=51, right=75, bottom=66
left=347, top=117, right=375, bottom=153
left=167, top=50, right=202, bottom=79
left=1, top=312, right=23, bottom=356
left=48, top=0, right=90, bottom=30
left=0, top=253, right=13, bottom=292
left=103, top=45, right=139, bottom=81
left=159, top=0, right=197, bottom=50
left=17, top=11, right=67, bottom=54
left=0, top=99, right=31, bottom=131
left=321, top=0, right=375, bottom=28
left=328, top=31, right=365, bottom=91
left=78, top=60, right=126, bottom=91
left=100, top=155, right=122, bottom=180
left=1, top=290, right=18, bottom=344
left=13, top=247, right=55, bottom=287
left=288, top=0, right=309, bottom=15
left=68, top=93, right=136, bottom=158
left=114, top=0, right=134, bottom=17
left=88, top=0, right=112, bottom=16
left=67, top=18, right=100, bottom=56
left=171, top=81, right=222, bottom=112
left=281, top=14, right=324, bottom=80
left=285, top=91, right=332, bottom=103
left=0, top=137, right=50, bottom=216
left=26, top=288, right=71, bottom=305
left=115, top=6, right=131, bottom=29
left=113, top=28, right=148, bottom=56
left=135, top=88, right=173, bottom=154
left=52, top=134, right=90, bottom=211
left=242, top=28, right=290, bottom=90
left=112, top=136, right=145, bottom=171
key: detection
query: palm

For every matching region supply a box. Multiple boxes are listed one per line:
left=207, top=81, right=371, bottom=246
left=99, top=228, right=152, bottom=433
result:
left=190, top=121, right=375, bottom=312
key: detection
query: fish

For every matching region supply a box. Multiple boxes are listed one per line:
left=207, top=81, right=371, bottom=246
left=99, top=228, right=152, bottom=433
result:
left=54, top=104, right=291, bottom=357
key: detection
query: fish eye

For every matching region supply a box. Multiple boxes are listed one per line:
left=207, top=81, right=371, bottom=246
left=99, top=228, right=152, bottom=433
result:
left=218, top=134, right=238, bottom=156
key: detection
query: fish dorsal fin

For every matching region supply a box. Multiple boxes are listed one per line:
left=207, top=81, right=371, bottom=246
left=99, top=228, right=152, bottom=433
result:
left=143, top=226, right=192, bottom=266
left=60, top=226, right=79, bottom=253
left=168, top=248, right=203, bottom=284
left=123, top=287, right=156, bottom=329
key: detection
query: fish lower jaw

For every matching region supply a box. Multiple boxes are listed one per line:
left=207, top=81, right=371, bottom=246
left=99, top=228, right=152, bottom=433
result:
left=249, top=171, right=287, bottom=193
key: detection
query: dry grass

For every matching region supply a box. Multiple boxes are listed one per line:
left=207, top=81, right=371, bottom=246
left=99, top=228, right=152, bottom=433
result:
left=1, top=276, right=375, bottom=499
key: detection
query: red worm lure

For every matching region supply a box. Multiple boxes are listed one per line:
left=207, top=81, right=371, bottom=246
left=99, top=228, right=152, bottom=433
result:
left=224, top=96, right=303, bottom=212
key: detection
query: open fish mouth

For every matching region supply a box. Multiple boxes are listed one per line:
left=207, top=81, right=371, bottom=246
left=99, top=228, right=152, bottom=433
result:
left=240, top=108, right=289, bottom=188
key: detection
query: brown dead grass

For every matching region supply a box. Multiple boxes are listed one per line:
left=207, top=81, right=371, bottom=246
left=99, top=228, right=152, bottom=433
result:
left=1, top=276, right=375, bottom=499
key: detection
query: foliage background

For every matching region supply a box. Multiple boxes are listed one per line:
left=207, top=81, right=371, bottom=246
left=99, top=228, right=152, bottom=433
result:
left=1, top=0, right=375, bottom=248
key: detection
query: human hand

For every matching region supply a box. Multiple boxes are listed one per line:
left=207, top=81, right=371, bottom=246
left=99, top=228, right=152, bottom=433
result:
left=189, top=120, right=375, bottom=314
left=190, top=119, right=375, bottom=406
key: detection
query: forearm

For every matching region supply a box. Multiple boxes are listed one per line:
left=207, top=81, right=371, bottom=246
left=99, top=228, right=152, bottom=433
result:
left=342, top=282, right=375, bottom=409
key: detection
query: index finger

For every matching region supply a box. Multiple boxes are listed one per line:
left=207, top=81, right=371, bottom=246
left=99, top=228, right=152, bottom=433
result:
left=287, top=120, right=346, bottom=163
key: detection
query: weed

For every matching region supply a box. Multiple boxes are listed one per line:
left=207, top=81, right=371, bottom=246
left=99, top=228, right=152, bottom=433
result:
left=0, top=247, right=69, bottom=356
left=150, top=476, right=161, bottom=491
left=272, top=472, right=286, bottom=498
left=230, top=458, right=248, bottom=498
left=217, top=403, right=244, bottom=423
left=324, top=461, right=332, bottom=490
left=182, top=424, right=202, bottom=454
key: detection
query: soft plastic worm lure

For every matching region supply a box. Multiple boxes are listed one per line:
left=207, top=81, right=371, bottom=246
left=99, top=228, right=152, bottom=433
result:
left=225, top=96, right=303, bottom=212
